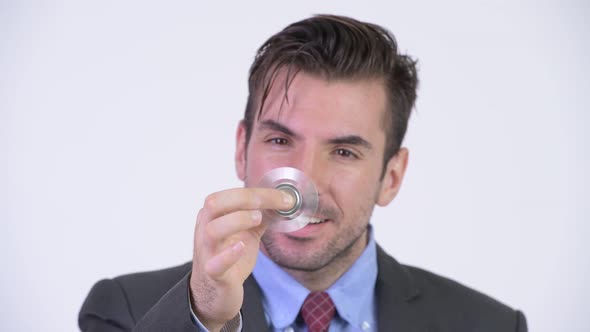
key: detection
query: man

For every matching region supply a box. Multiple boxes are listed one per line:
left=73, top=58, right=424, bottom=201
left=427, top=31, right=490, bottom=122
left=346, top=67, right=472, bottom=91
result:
left=79, top=15, right=527, bottom=332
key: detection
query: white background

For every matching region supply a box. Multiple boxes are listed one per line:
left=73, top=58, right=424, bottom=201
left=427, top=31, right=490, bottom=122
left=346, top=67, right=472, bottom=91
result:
left=1, top=1, right=588, bottom=331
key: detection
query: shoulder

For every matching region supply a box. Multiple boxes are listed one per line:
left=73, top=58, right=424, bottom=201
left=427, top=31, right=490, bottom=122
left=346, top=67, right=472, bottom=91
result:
left=407, top=264, right=527, bottom=330
left=79, top=262, right=192, bottom=330
left=114, top=262, right=192, bottom=306
left=405, top=264, right=516, bottom=315
left=376, top=247, right=527, bottom=331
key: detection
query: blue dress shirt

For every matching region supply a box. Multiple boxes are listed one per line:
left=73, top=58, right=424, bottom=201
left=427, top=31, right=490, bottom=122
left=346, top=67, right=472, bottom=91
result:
left=252, top=227, right=378, bottom=332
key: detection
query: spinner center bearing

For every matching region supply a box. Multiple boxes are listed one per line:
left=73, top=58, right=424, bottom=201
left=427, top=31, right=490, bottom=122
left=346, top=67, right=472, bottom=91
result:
left=275, top=183, right=303, bottom=217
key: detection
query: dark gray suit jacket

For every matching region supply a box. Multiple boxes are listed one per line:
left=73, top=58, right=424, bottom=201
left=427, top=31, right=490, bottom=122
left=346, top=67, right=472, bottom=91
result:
left=79, top=246, right=527, bottom=331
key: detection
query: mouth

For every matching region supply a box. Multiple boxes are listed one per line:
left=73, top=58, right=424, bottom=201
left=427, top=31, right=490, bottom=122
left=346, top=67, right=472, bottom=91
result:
left=283, top=216, right=331, bottom=238
left=308, top=217, right=329, bottom=224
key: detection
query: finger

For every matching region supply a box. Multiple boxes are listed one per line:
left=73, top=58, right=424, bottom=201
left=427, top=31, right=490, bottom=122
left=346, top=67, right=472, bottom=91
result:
left=206, top=210, right=262, bottom=242
left=202, top=188, right=295, bottom=220
left=248, top=222, right=268, bottom=241
left=205, top=241, right=245, bottom=278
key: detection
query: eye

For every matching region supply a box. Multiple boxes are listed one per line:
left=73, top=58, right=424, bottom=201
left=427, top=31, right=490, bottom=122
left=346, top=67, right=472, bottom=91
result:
left=267, top=137, right=289, bottom=145
left=334, top=148, right=358, bottom=159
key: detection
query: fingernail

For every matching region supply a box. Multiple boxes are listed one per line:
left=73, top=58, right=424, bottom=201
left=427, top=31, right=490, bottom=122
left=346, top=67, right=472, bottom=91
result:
left=233, top=241, right=245, bottom=253
left=282, top=191, right=295, bottom=207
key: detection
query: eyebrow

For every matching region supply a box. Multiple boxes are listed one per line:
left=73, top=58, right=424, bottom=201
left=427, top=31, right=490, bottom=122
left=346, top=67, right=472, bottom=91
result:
left=327, top=135, right=373, bottom=150
left=258, top=119, right=372, bottom=150
left=259, top=120, right=300, bottom=139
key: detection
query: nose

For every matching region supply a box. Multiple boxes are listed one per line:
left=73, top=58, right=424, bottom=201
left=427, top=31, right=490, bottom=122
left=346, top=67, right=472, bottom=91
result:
left=289, top=147, right=329, bottom=195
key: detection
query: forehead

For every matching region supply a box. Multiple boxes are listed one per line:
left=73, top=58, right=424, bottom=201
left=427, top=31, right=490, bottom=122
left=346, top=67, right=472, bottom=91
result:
left=256, top=71, right=388, bottom=140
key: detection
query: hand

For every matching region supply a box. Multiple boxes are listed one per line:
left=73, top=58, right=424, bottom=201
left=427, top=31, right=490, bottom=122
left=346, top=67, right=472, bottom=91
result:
left=189, top=188, right=295, bottom=331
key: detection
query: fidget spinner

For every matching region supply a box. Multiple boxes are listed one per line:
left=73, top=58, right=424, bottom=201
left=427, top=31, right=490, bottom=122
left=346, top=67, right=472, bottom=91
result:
left=257, top=167, right=319, bottom=233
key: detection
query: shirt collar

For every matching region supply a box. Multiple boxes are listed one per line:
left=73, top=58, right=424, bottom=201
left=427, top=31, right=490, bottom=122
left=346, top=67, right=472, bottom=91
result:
left=253, top=248, right=308, bottom=329
left=252, top=226, right=378, bottom=330
left=327, top=228, right=377, bottom=328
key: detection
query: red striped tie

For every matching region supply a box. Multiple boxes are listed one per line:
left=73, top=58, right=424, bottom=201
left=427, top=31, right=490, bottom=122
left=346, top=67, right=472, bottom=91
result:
left=301, top=292, right=336, bottom=332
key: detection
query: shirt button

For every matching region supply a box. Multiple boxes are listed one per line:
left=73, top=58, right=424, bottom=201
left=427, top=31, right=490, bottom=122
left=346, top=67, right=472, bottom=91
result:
left=283, top=327, right=294, bottom=332
left=361, top=321, right=371, bottom=330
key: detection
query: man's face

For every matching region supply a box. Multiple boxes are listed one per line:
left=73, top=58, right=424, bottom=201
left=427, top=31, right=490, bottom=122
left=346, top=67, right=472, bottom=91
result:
left=235, top=71, right=407, bottom=272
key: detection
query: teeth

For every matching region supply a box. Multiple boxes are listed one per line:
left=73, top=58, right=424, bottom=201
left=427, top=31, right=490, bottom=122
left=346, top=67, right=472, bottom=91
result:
left=309, top=217, right=326, bottom=224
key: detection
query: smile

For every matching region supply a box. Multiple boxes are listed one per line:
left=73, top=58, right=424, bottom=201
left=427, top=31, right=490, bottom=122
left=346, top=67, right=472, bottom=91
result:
left=309, top=217, right=329, bottom=224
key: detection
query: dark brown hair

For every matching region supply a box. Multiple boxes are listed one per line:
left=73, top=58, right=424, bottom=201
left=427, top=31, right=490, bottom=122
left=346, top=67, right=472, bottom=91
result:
left=243, top=14, right=419, bottom=174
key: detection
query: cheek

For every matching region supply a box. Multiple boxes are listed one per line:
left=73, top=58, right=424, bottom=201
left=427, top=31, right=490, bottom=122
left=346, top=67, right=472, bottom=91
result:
left=245, top=160, right=268, bottom=186
left=245, top=147, right=286, bottom=185
left=328, top=170, right=380, bottom=210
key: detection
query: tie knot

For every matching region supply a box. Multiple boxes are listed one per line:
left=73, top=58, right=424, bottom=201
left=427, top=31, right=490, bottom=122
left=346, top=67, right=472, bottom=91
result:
left=301, top=292, right=336, bottom=332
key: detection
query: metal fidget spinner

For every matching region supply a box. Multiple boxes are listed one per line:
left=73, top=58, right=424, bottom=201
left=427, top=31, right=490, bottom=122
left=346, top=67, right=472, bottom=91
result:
left=257, top=167, right=319, bottom=233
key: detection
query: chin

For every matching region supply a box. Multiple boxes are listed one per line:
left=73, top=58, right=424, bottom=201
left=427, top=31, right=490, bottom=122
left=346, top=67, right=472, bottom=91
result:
left=262, top=234, right=334, bottom=270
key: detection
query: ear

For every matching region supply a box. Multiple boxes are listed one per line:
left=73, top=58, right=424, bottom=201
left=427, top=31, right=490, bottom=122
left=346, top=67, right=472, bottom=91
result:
left=376, top=147, right=409, bottom=206
left=235, top=120, right=248, bottom=181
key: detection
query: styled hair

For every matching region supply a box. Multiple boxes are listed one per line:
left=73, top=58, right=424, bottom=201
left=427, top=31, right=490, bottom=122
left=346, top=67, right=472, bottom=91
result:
left=243, top=14, right=419, bottom=174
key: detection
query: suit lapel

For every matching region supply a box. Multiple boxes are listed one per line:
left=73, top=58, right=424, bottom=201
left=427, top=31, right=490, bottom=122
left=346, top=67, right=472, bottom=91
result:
left=375, top=246, right=422, bottom=332
left=242, top=274, right=269, bottom=332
